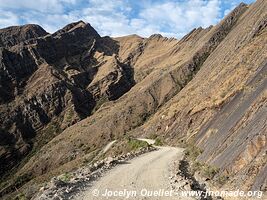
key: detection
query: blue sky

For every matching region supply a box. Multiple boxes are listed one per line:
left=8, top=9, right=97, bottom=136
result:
left=0, top=0, right=255, bottom=38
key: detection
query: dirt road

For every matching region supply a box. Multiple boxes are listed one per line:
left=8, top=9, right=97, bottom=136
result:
left=74, top=146, right=193, bottom=200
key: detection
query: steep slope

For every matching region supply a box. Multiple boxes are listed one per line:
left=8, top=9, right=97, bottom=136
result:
left=0, top=0, right=266, bottom=199
left=138, top=0, right=267, bottom=191
left=0, top=20, right=134, bottom=187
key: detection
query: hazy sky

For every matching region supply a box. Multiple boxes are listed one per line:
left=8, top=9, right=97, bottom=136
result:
left=0, top=0, right=255, bottom=38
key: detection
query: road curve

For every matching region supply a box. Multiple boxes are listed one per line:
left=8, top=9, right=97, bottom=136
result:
left=74, top=146, right=192, bottom=200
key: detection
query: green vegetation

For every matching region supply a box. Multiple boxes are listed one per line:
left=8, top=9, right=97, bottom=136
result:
left=89, top=118, right=96, bottom=125
left=192, top=161, right=203, bottom=172
left=191, top=160, right=219, bottom=179
left=15, top=173, right=33, bottom=188
left=59, top=172, right=72, bottom=182
left=202, top=164, right=219, bottom=179
left=149, top=134, right=163, bottom=146
left=220, top=90, right=227, bottom=98
left=92, top=96, right=109, bottom=113
left=15, top=192, right=26, bottom=200
left=154, top=138, right=163, bottom=146
left=0, top=173, right=31, bottom=200
left=45, top=121, right=62, bottom=137
left=184, top=144, right=203, bottom=161
left=216, top=174, right=229, bottom=185
left=183, top=139, right=220, bottom=180
left=66, top=108, right=74, bottom=122
left=127, top=138, right=150, bottom=150
left=149, top=133, right=158, bottom=140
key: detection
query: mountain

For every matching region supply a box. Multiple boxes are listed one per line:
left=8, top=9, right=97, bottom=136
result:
left=0, top=0, right=266, bottom=198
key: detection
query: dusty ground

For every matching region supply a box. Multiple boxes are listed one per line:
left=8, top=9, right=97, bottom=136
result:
left=74, top=146, right=193, bottom=200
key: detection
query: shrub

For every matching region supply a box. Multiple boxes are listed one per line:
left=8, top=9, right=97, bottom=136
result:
left=127, top=138, right=149, bottom=150
left=59, top=172, right=72, bottom=182
left=46, top=121, right=62, bottom=134
left=192, top=161, right=203, bottom=172
left=201, top=165, right=219, bottom=179
left=184, top=144, right=203, bottom=161
left=15, top=193, right=26, bottom=200
left=92, top=96, right=108, bottom=113
left=15, top=173, right=32, bottom=187
left=216, top=175, right=229, bottom=185
left=154, top=138, right=163, bottom=146
left=149, top=134, right=158, bottom=140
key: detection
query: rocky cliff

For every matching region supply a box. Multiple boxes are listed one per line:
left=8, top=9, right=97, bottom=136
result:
left=0, top=20, right=133, bottom=183
left=0, top=0, right=266, bottom=199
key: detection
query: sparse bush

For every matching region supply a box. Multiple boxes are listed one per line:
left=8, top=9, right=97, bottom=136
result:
left=220, top=91, right=227, bottom=98
left=15, top=173, right=32, bottom=187
left=59, top=172, right=72, bottom=182
left=216, top=175, right=229, bottom=185
left=92, top=96, right=108, bottom=113
left=78, top=143, right=84, bottom=148
left=44, top=121, right=62, bottom=138
left=83, top=146, right=91, bottom=154
left=66, top=109, right=74, bottom=122
left=15, top=192, right=26, bottom=200
left=89, top=119, right=96, bottom=125
left=184, top=141, right=219, bottom=180
left=83, top=158, right=91, bottom=164
left=191, top=160, right=219, bottom=179
left=149, top=133, right=158, bottom=140
left=154, top=138, right=163, bottom=146
left=184, top=144, right=203, bottom=161
left=201, top=165, right=219, bottom=179
left=192, top=161, right=203, bottom=172
left=127, top=138, right=149, bottom=150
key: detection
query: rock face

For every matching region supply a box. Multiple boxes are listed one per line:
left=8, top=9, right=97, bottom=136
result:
left=0, top=24, right=48, bottom=47
left=0, top=0, right=266, bottom=199
left=0, top=21, right=132, bottom=181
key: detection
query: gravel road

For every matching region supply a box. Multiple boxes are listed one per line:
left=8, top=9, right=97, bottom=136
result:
left=74, top=146, right=193, bottom=200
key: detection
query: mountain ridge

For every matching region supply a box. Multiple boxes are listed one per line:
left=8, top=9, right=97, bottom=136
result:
left=0, top=1, right=266, bottom=199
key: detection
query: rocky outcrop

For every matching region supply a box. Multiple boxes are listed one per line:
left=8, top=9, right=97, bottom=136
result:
left=0, top=24, right=48, bottom=48
left=0, top=20, right=133, bottom=183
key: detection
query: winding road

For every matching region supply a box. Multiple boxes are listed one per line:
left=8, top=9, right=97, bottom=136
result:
left=74, top=141, right=193, bottom=200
